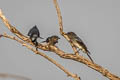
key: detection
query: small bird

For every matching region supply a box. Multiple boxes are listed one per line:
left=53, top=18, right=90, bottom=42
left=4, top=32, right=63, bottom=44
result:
left=66, top=32, right=94, bottom=63
left=42, top=35, right=60, bottom=46
left=28, top=25, right=43, bottom=50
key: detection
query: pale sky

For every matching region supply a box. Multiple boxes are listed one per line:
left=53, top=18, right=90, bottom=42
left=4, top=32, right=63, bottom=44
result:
left=0, top=0, right=120, bottom=80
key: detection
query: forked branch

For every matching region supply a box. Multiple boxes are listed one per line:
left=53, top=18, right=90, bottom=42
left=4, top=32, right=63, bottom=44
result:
left=0, top=1, right=120, bottom=80
left=53, top=0, right=120, bottom=80
left=2, top=33, right=80, bottom=80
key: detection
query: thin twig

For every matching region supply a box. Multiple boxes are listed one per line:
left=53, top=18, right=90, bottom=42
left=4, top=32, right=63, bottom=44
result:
left=53, top=0, right=63, bottom=34
left=0, top=73, right=31, bottom=80
left=53, top=0, right=79, bottom=55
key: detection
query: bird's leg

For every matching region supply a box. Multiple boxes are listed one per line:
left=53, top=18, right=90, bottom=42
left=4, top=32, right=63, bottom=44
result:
left=36, top=42, right=38, bottom=51
left=31, top=38, right=38, bottom=51
left=34, top=41, right=38, bottom=51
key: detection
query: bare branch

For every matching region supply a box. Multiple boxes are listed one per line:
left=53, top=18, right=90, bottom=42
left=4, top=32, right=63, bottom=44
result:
left=0, top=73, right=31, bottom=80
left=52, top=0, right=120, bottom=80
left=53, top=0, right=63, bottom=34
left=0, top=2, right=120, bottom=80
left=0, top=9, right=45, bottom=49
left=53, top=0, right=79, bottom=55
left=2, top=33, right=81, bottom=80
left=0, top=9, right=28, bottom=41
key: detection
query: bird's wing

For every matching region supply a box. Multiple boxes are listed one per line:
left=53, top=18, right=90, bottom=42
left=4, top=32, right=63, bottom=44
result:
left=75, top=37, right=90, bottom=54
left=36, top=29, right=40, bottom=37
left=76, top=40, right=87, bottom=49
left=27, top=28, right=33, bottom=36
left=76, top=39, right=91, bottom=55
left=28, top=26, right=39, bottom=36
left=74, top=35, right=83, bottom=42
left=75, top=35, right=88, bottom=49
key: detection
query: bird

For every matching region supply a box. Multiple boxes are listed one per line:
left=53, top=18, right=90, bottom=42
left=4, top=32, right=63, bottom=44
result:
left=28, top=25, right=43, bottom=50
left=42, top=35, right=60, bottom=46
left=66, top=32, right=94, bottom=63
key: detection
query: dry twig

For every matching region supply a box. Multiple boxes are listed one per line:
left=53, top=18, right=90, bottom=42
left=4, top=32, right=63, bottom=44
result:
left=0, top=73, right=31, bottom=80
left=53, top=0, right=79, bottom=55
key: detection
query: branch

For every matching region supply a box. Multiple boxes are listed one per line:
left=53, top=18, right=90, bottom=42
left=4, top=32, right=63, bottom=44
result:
left=0, top=73, right=31, bottom=80
left=0, top=3, right=120, bottom=80
left=53, top=0, right=78, bottom=55
left=0, top=9, right=28, bottom=41
left=0, top=9, right=45, bottom=49
left=53, top=0, right=63, bottom=35
left=53, top=0, right=120, bottom=80
left=2, top=33, right=81, bottom=80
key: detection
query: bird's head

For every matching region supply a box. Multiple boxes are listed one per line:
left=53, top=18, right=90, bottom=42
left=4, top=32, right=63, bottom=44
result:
left=67, top=32, right=76, bottom=35
left=51, top=35, right=60, bottom=43
left=66, top=32, right=77, bottom=38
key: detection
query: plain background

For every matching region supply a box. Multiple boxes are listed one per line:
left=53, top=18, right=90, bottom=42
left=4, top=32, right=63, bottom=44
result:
left=0, top=0, right=120, bottom=80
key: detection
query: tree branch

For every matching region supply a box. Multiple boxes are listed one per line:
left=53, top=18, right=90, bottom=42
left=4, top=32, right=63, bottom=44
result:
left=52, top=0, right=120, bottom=80
left=53, top=0, right=63, bottom=34
left=53, top=0, right=79, bottom=55
left=0, top=1, right=120, bottom=79
left=0, top=73, right=31, bottom=80
left=2, top=33, right=81, bottom=80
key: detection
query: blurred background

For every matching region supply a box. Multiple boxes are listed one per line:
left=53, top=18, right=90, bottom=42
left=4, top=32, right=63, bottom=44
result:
left=0, top=0, right=120, bottom=80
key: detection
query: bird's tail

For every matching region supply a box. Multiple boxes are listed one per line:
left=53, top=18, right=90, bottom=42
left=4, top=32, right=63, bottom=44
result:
left=86, top=51, right=94, bottom=63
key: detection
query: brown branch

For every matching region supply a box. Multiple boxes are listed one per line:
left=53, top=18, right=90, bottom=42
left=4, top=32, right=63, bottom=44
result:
left=0, top=9, right=45, bottom=49
left=53, top=0, right=79, bottom=55
left=0, top=73, right=31, bottom=80
left=2, top=33, right=81, bottom=80
left=0, top=10, right=28, bottom=41
left=0, top=8, right=81, bottom=80
left=0, top=2, right=120, bottom=80
left=53, top=0, right=63, bottom=34
left=53, top=0, right=120, bottom=80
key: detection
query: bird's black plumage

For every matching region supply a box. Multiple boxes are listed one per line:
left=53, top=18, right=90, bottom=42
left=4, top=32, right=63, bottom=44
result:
left=28, top=25, right=43, bottom=50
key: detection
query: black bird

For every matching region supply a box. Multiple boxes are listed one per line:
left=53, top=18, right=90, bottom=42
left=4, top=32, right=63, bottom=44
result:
left=28, top=25, right=43, bottom=50
left=66, top=32, right=94, bottom=63
left=42, top=35, right=60, bottom=46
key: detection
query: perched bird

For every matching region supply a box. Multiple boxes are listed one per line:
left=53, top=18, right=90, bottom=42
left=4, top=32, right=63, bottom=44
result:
left=28, top=25, right=43, bottom=50
left=42, top=35, right=60, bottom=46
left=66, top=32, right=94, bottom=63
